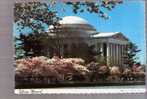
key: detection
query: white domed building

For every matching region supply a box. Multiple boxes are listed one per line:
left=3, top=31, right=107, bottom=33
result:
left=48, top=16, right=129, bottom=66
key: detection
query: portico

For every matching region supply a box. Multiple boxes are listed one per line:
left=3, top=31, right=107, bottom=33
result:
left=91, top=32, right=129, bottom=66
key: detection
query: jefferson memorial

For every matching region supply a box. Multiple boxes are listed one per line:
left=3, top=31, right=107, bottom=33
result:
left=48, top=16, right=129, bottom=66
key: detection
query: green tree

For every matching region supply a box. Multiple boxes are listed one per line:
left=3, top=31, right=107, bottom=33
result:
left=123, top=42, right=141, bottom=68
left=16, top=33, right=51, bottom=58
left=15, top=37, right=25, bottom=59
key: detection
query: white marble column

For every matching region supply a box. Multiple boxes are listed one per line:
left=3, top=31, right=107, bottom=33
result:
left=110, top=43, right=112, bottom=58
left=120, top=45, right=124, bottom=66
left=100, top=43, right=104, bottom=56
left=120, top=45, right=122, bottom=65
left=106, top=42, right=110, bottom=66
left=118, top=45, right=120, bottom=66
left=111, top=44, right=114, bottom=65
left=111, top=43, right=114, bottom=65
left=122, top=45, right=126, bottom=65
left=118, top=44, right=121, bottom=66
left=106, top=42, right=110, bottom=57
left=116, top=44, right=118, bottom=65
left=110, top=43, right=113, bottom=66
left=121, top=45, right=124, bottom=65
left=113, top=44, right=116, bottom=65
left=118, top=45, right=121, bottom=65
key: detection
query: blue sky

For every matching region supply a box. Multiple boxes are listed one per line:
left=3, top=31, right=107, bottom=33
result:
left=14, top=0, right=146, bottom=64
left=55, top=0, right=146, bottom=64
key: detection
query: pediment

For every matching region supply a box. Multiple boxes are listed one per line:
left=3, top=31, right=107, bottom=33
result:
left=112, top=33, right=129, bottom=41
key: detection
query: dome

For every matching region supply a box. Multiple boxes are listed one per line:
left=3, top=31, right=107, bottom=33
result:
left=60, top=16, right=89, bottom=25
left=48, top=16, right=97, bottom=38
left=59, top=16, right=96, bottom=32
